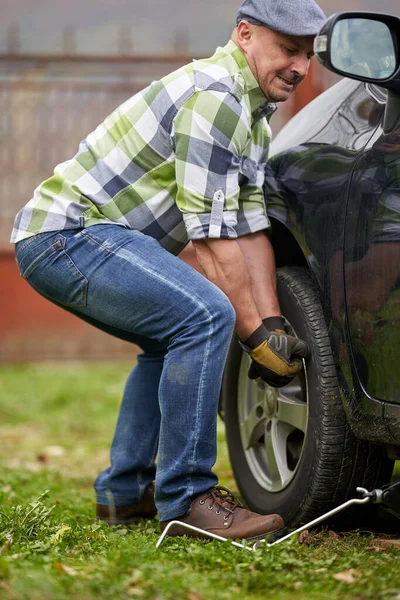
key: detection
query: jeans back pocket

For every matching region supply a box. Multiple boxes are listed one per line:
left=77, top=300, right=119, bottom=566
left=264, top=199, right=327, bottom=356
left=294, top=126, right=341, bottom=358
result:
left=16, top=233, right=88, bottom=308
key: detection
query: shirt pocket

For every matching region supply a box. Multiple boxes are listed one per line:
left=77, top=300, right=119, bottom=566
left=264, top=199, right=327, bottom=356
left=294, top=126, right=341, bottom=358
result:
left=16, top=233, right=88, bottom=308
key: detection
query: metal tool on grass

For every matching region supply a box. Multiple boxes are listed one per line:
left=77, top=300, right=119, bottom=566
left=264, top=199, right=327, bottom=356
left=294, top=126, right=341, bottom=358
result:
left=157, top=481, right=400, bottom=551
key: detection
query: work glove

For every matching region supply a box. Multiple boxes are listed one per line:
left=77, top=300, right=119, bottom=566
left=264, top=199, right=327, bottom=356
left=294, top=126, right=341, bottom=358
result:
left=240, top=317, right=309, bottom=388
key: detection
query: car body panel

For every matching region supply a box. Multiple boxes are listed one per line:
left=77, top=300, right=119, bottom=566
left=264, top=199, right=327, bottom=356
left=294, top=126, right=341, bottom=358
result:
left=265, top=78, right=400, bottom=445
left=344, top=126, right=400, bottom=404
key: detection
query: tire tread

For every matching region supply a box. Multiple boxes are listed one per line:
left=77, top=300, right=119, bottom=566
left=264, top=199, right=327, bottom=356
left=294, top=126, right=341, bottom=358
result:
left=277, top=267, right=392, bottom=524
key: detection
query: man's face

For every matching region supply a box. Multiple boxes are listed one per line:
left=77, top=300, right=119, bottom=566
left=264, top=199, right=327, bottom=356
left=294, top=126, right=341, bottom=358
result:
left=238, top=22, right=315, bottom=102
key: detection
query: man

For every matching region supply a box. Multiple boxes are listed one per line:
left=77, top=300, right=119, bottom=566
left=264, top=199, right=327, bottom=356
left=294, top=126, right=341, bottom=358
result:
left=11, top=0, right=325, bottom=541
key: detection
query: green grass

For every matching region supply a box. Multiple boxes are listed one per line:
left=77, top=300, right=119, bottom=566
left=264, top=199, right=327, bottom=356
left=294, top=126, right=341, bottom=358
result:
left=0, top=363, right=399, bottom=600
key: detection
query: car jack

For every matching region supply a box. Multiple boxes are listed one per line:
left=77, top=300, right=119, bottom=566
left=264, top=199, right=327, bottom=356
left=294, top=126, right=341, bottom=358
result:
left=156, top=481, right=400, bottom=552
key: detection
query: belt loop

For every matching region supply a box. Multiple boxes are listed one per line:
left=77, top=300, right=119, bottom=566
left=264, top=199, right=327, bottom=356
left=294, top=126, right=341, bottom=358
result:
left=79, top=216, right=85, bottom=228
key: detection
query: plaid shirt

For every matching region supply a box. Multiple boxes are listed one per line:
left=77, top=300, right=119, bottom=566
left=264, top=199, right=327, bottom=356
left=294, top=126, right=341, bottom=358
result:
left=11, top=40, right=276, bottom=255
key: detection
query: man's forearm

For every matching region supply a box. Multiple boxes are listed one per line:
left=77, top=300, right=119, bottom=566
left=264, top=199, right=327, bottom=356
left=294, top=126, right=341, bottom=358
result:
left=237, top=231, right=281, bottom=320
left=192, top=238, right=262, bottom=340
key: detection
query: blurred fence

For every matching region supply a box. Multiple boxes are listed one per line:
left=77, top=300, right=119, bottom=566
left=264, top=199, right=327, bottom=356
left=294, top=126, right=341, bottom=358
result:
left=0, top=53, right=335, bottom=361
left=0, top=54, right=198, bottom=250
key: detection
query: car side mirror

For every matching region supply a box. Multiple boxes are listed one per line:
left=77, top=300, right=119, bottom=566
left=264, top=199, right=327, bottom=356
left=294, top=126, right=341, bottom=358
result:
left=314, top=12, right=400, bottom=134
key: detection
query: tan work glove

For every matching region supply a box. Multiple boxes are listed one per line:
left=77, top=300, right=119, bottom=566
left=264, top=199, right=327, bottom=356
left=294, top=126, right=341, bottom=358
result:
left=240, top=317, right=309, bottom=388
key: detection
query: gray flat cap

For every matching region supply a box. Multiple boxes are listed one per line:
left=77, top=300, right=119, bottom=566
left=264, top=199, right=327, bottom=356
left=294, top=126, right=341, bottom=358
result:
left=236, top=0, right=326, bottom=37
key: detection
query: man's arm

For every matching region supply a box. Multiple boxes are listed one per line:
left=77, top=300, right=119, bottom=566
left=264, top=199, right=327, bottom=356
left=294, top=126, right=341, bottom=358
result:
left=236, top=230, right=281, bottom=320
left=193, top=231, right=282, bottom=337
left=192, top=235, right=308, bottom=385
left=192, top=238, right=262, bottom=340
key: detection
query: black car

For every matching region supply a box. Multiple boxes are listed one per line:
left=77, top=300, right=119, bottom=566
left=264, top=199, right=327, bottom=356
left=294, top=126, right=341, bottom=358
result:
left=222, top=11, right=400, bottom=527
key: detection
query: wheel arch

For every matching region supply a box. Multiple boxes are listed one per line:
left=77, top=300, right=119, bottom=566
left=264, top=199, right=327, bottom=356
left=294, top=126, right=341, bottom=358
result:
left=268, top=216, right=329, bottom=324
left=268, top=217, right=308, bottom=269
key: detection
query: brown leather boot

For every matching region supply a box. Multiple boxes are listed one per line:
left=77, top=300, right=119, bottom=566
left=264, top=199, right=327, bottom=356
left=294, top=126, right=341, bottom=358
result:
left=96, top=482, right=157, bottom=525
left=159, top=486, right=285, bottom=542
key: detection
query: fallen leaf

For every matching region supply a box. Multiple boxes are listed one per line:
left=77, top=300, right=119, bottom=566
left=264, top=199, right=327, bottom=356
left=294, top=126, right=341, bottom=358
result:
left=4, top=459, right=21, bottom=469
left=36, top=454, right=48, bottom=463
left=22, top=462, right=42, bottom=473
left=248, top=564, right=261, bottom=573
left=45, top=446, right=66, bottom=457
left=126, top=589, right=144, bottom=597
left=299, top=530, right=313, bottom=546
left=373, top=539, right=400, bottom=551
left=0, top=538, right=12, bottom=553
left=313, top=568, right=328, bottom=573
left=54, top=563, right=78, bottom=576
left=125, top=570, right=143, bottom=586
left=333, top=569, right=362, bottom=585
left=328, top=530, right=339, bottom=538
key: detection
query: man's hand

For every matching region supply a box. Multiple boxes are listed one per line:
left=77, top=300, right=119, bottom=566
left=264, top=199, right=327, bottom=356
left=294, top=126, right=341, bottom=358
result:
left=241, top=323, right=309, bottom=388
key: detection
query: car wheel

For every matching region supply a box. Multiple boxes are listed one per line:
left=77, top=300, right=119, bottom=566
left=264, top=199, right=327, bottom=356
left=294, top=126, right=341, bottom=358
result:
left=222, top=266, right=394, bottom=527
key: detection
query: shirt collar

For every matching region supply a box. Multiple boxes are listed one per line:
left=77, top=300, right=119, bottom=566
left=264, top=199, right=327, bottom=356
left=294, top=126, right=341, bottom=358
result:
left=222, top=40, right=277, bottom=118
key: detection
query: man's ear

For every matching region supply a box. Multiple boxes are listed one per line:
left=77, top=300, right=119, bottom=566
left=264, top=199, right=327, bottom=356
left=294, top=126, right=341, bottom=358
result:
left=236, top=20, right=253, bottom=50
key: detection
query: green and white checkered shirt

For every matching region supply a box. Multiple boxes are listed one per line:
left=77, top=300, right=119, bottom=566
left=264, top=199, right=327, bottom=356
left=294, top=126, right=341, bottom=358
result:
left=11, top=40, right=276, bottom=255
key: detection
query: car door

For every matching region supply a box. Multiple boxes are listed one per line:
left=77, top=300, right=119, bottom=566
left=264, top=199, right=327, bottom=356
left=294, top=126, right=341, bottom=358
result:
left=343, top=84, right=400, bottom=406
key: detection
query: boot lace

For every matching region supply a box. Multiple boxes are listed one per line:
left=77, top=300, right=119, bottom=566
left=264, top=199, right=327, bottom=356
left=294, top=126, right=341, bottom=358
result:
left=199, top=486, right=243, bottom=519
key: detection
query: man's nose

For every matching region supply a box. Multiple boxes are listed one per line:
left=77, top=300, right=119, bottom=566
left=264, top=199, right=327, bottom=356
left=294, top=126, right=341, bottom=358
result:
left=291, top=55, right=310, bottom=79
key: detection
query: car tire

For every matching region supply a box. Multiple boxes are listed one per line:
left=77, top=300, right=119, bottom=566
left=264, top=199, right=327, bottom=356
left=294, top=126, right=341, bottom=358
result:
left=222, top=266, right=394, bottom=527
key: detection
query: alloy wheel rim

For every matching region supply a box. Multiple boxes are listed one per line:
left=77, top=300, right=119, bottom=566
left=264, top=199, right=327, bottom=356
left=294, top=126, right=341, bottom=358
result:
left=237, top=330, right=309, bottom=493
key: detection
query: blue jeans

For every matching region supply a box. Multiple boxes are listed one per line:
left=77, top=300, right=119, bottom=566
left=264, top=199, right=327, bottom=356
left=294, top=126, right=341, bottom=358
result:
left=15, top=225, right=236, bottom=521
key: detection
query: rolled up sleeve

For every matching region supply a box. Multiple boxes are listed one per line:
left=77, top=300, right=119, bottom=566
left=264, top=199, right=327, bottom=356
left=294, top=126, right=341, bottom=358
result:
left=173, top=89, right=249, bottom=240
